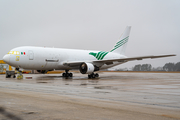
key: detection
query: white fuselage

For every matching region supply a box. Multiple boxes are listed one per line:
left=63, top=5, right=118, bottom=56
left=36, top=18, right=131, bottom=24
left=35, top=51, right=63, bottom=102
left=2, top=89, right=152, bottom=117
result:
left=4, top=46, right=127, bottom=70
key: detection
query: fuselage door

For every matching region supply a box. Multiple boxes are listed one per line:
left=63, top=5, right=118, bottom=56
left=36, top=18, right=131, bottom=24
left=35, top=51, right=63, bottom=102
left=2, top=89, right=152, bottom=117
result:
left=28, top=50, right=34, bottom=60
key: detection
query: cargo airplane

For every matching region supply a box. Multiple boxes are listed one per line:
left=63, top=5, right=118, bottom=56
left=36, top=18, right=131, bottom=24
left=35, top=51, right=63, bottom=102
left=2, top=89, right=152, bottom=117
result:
left=3, top=26, right=175, bottom=78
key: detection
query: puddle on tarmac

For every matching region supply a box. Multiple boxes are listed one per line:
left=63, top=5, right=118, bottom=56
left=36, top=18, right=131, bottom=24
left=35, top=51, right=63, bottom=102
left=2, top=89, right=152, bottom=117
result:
left=94, top=86, right=117, bottom=90
left=145, top=85, right=179, bottom=89
left=80, top=83, right=87, bottom=86
left=95, top=91, right=110, bottom=94
left=37, top=82, right=49, bottom=83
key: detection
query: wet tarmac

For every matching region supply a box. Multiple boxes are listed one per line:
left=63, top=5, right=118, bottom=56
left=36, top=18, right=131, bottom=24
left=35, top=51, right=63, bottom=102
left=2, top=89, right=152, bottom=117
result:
left=0, top=72, right=180, bottom=120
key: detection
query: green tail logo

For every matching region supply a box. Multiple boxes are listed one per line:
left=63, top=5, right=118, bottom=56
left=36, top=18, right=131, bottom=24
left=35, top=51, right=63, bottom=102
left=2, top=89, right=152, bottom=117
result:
left=89, top=51, right=109, bottom=60
left=110, top=36, right=129, bottom=52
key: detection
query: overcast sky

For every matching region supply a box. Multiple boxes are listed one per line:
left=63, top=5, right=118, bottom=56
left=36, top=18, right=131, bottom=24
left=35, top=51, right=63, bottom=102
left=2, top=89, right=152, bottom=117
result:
left=0, top=0, right=179, bottom=68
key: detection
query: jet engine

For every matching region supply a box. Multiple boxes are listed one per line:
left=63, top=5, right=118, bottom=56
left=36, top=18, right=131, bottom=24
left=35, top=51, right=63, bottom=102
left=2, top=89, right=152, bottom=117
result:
left=79, top=63, right=95, bottom=74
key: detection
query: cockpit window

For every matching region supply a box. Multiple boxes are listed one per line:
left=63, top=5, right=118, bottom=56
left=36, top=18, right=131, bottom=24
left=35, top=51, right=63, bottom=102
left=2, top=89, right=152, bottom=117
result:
left=17, top=51, right=20, bottom=55
left=8, top=51, right=20, bottom=55
left=14, top=51, right=17, bottom=55
left=8, top=51, right=13, bottom=54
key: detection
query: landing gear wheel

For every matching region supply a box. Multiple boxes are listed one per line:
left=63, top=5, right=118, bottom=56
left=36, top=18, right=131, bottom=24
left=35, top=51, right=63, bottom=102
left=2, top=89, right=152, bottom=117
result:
left=95, top=73, right=99, bottom=78
left=88, top=75, right=90, bottom=79
left=69, top=73, right=73, bottom=77
left=62, top=73, right=66, bottom=77
left=88, top=73, right=99, bottom=79
left=62, top=70, right=73, bottom=78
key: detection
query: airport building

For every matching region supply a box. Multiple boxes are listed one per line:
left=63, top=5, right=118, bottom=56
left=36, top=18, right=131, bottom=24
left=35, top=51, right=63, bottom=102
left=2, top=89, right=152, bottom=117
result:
left=0, top=60, right=15, bottom=74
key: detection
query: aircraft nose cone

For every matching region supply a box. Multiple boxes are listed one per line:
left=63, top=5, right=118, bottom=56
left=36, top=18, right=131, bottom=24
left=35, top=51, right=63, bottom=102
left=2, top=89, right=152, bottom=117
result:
left=3, top=54, right=10, bottom=64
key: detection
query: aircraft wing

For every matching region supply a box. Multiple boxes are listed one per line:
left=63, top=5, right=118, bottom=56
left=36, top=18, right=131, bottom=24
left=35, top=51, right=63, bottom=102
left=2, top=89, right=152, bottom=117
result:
left=63, top=54, right=176, bottom=67
left=95, top=54, right=176, bottom=63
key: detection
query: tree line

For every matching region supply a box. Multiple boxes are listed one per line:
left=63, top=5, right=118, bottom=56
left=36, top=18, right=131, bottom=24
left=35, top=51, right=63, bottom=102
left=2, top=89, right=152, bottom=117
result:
left=133, top=62, right=180, bottom=71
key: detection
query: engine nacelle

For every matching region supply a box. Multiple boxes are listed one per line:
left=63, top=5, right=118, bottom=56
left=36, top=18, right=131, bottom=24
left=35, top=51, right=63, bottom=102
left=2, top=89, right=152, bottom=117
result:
left=80, top=63, right=95, bottom=74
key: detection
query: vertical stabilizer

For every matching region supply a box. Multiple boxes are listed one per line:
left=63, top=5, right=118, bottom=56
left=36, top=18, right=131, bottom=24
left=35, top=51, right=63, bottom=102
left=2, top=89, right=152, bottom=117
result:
left=110, top=26, right=131, bottom=55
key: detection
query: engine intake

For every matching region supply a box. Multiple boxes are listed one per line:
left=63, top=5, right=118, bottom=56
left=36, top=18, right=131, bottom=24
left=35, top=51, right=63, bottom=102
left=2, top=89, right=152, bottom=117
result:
left=79, top=63, right=95, bottom=74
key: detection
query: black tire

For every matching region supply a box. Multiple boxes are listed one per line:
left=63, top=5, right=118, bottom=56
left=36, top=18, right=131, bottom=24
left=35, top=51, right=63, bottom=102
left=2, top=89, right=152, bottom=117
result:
left=13, top=75, right=16, bottom=78
left=95, top=73, right=99, bottom=78
left=69, top=73, right=73, bottom=77
left=92, top=74, right=95, bottom=78
left=88, top=75, right=91, bottom=79
left=62, top=73, right=65, bottom=77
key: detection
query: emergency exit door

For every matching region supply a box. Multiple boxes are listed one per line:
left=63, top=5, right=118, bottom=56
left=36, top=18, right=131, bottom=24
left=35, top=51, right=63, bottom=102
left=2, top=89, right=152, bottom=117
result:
left=28, top=50, right=34, bottom=60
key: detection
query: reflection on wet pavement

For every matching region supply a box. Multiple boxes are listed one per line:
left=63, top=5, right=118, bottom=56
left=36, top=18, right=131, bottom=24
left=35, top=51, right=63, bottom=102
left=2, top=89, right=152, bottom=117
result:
left=0, top=72, right=180, bottom=109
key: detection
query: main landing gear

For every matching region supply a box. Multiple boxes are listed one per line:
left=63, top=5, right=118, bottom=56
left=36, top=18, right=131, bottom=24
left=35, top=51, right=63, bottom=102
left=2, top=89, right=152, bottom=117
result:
left=62, top=70, right=73, bottom=78
left=88, top=73, right=99, bottom=79
left=62, top=70, right=99, bottom=79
